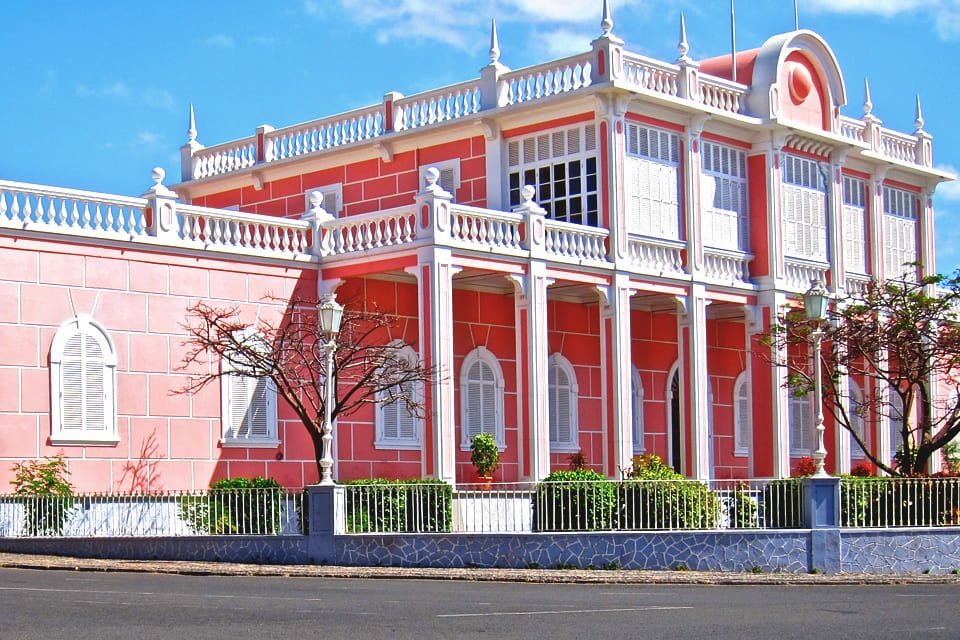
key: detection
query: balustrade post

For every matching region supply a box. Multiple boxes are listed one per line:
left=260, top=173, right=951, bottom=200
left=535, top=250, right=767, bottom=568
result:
left=590, top=0, right=624, bottom=85
left=142, top=167, right=180, bottom=242
left=414, top=167, right=453, bottom=245
left=180, top=104, right=203, bottom=182
left=861, top=79, right=883, bottom=154
left=256, top=125, right=275, bottom=163
left=383, top=91, right=404, bottom=132
left=479, top=20, right=509, bottom=110
left=302, top=192, right=335, bottom=258
left=675, top=15, right=699, bottom=101
left=513, top=185, right=546, bottom=260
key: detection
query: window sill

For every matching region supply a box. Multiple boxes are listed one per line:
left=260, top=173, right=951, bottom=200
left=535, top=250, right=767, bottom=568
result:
left=375, top=440, right=422, bottom=450
left=221, top=439, right=281, bottom=449
left=50, top=435, right=120, bottom=447
left=733, top=448, right=750, bottom=457
left=549, top=443, right=580, bottom=454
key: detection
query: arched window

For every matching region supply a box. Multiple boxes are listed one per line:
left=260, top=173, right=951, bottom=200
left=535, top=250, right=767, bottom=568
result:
left=460, top=347, right=505, bottom=448
left=375, top=346, right=421, bottom=449
left=734, top=372, right=751, bottom=456
left=50, top=316, right=118, bottom=445
left=667, top=363, right=682, bottom=472
left=848, top=380, right=865, bottom=457
left=631, top=367, right=645, bottom=453
left=548, top=353, right=579, bottom=452
left=221, top=330, right=278, bottom=446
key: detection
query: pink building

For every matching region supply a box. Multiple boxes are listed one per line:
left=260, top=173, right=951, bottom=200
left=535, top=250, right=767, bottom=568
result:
left=0, top=5, right=951, bottom=491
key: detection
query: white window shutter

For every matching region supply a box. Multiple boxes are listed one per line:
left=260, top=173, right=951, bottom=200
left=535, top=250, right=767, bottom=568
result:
left=632, top=372, right=644, bottom=452
left=735, top=378, right=750, bottom=453
left=381, top=396, right=400, bottom=440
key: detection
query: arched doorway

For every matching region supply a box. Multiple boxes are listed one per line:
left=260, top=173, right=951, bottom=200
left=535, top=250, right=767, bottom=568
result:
left=667, top=366, right=682, bottom=474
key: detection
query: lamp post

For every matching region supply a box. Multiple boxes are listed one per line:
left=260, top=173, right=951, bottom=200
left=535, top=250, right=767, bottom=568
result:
left=803, top=279, right=830, bottom=478
left=317, top=293, right=344, bottom=486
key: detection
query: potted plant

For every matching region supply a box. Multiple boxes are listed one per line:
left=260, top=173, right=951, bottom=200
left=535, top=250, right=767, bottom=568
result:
left=470, top=432, right=500, bottom=489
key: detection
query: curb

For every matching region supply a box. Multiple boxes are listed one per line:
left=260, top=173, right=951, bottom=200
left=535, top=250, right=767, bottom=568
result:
left=2, top=553, right=959, bottom=585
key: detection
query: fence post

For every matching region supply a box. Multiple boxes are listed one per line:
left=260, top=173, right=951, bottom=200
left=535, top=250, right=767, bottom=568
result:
left=306, top=484, right=344, bottom=563
left=802, top=477, right=841, bottom=573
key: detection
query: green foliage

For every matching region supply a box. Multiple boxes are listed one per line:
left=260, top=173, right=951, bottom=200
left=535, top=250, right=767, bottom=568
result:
left=620, top=454, right=719, bottom=530
left=342, top=479, right=452, bottom=533
left=10, top=456, right=76, bottom=536
left=178, top=476, right=284, bottom=535
left=534, top=469, right=616, bottom=532
left=469, top=433, right=500, bottom=477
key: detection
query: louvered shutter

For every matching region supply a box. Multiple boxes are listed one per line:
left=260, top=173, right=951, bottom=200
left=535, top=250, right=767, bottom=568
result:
left=381, top=394, right=400, bottom=441
left=322, top=190, right=339, bottom=215
left=439, top=168, right=456, bottom=196
left=465, top=361, right=484, bottom=440
left=84, top=334, right=106, bottom=432
left=396, top=383, right=417, bottom=441
left=248, top=377, right=271, bottom=438
left=889, top=392, right=904, bottom=459
left=61, top=335, right=84, bottom=432
left=225, top=374, right=249, bottom=439
left=479, top=361, right=497, bottom=436
left=789, top=395, right=810, bottom=453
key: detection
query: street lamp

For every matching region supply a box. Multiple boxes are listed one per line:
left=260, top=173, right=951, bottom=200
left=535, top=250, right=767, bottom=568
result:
left=803, top=278, right=830, bottom=478
left=317, top=293, right=344, bottom=485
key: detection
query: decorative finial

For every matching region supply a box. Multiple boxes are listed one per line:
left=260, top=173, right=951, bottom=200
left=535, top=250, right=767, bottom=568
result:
left=915, top=94, right=925, bottom=132
left=489, top=19, right=500, bottom=64
left=863, top=78, right=873, bottom=116
left=678, top=13, right=690, bottom=60
left=521, top=184, right=535, bottom=204
left=151, top=167, right=166, bottom=187
left=187, top=103, right=197, bottom=144
left=424, top=167, right=440, bottom=189
left=600, top=0, right=614, bottom=37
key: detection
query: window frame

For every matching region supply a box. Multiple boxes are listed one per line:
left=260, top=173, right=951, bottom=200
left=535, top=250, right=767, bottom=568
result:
left=547, top=353, right=579, bottom=453
left=625, top=122, right=682, bottom=239
left=374, top=345, right=422, bottom=450
left=631, top=367, right=645, bottom=454
left=459, top=346, right=506, bottom=449
left=781, top=153, right=829, bottom=262
left=788, top=392, right=814, bottom=457
left=733, top=371, right=751, bottom=456
left=49, top=316, right=119, bottom=446
left=701, top=140, right=749, bottom=251
left=881, top=185, right=918, bottom=282
left=507, top=123, right=599, bottom=227
left=220, top=329, right=279, bottom=448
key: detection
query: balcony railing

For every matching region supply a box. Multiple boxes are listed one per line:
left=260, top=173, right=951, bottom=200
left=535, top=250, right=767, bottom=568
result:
left=783, top=257, right=829, bottom=292
left=626, top=235, right=685, bottom=276
left=703, top=247, right=753, bottom=285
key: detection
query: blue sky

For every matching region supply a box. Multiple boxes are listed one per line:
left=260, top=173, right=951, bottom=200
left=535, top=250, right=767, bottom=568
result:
left=4, top=0, right=959, bottom=271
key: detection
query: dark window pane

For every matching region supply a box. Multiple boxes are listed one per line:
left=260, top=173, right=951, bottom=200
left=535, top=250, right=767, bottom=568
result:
left=586, top=157, right=597, bottom=173
left=554, top=200, right=567, bottom=220
left=571, top=197, right=582, bottom=215
left=554, top=163, right=566, bottom=180
left=555, top=177, right=566, bottom=198
left=571, top=212, right=582, bottom=225
left=509, top=172, right=520, bottom=190
left=587, top=194, right=598, bottom=214
left=587, top=174, right=597, bottom=191
left=509, top=188, right=520, bottom=207
left=569, top=161, right=581, bottom=178
left=570, top=177, right=582, bottom=195
left=524, top=169, right=536, bottom=188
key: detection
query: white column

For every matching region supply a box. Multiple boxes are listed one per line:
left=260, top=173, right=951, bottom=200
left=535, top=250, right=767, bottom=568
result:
left=869, top=169, right=888, bottom=282
left=760, top=290, right=792, bottom=478
left=828, top=152, right=846, bottom=292
left=599, top=274, right=635, bottom=477
left=409, top=248, right=459, bottom=484
left=683, top=117, right=708, bottom=277
left=678, top=284, right=711, bottom=480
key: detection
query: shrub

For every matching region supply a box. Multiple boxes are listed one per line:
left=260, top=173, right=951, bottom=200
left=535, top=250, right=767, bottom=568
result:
left=10, top=456, right=76, bottom=536
left=534, top=469, right=616, bottom=531
left=568, top=451, right=587, bottom=471
left=179, top=476, right=284, bottom=535
left=342, top=479, right=452, bottom=533
left=840, top=476, right=960, bottom=527
left=469, top=433, right=500, bottom=477
left=619, top=454, right=718, bottom=530
left=792, top=457, right=817, bottom=477
left=850, top=462, right=875, bottom=477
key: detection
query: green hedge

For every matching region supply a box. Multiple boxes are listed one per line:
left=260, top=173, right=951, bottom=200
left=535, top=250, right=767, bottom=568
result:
left=342, top=479, right=452, bottom=533
left=534, top=470, right=616, bottom=531
left=179, top=477, right=285, bottom=535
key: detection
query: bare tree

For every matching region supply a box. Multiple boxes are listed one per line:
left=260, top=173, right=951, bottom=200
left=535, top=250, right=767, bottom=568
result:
left=179, top=296, right=435, bottom=478
left=764, top=271, right=960, bottom=476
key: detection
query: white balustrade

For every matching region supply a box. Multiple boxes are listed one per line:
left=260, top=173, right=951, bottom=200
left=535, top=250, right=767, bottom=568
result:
left=783, top=257, right=829, bottom=292
left=626, top=236, right=685, bottom=275
left=621, top=54, right=680, bottom=98
left=448, top=205, right=523, bottom=252
left=698, top=76, right=746, bottom=114
left=839, top=116, right=867, bottom=143
left=268, top=107, right=385, bottom=162
left=178, top=205, right=312, bottom=258
left=703, top=247, right=752, bottom=284
left=880, top=129, right=919, bottom=164
left=321, top=207, right=418, bottom=256
left=0, top=180, right=147, bottom=238
left=844, top=273, right=872, bottom=299
left=542, top=219, right=609, bottom=264
left=395, top=81, right=481, bottom=131
left=192, top=139, right=257, bottom=179
left=501, top=54, right=593, bottom=106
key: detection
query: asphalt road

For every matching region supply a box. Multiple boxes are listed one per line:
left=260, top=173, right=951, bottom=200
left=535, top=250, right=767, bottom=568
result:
left=1, top=567, right=958, bottom=640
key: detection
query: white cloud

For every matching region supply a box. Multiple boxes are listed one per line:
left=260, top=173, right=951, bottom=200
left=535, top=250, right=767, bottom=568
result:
left=935, top=165, right=960, bottom=202
left=75, top=82, right=175, bottom=111
left=137, top=132, right=161, bottom=145
left=325, top=0, right=649, bottom=51
left=806, top=0, right=960, bottom=39
left=203, top=34, right=236, bottom=48
left=535, top=28, right=596, bottom=58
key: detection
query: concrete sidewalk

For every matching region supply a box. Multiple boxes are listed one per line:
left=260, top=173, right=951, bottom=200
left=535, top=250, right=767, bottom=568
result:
left=2, top=552, right=959, bottom=585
